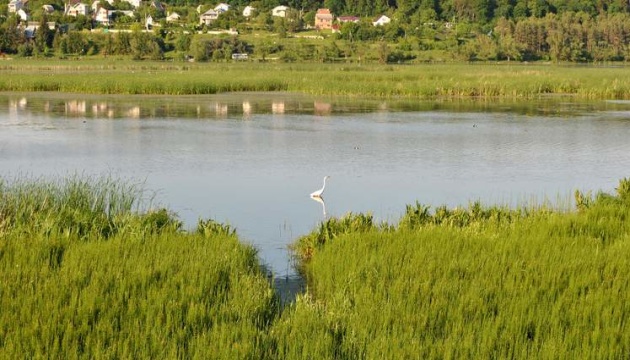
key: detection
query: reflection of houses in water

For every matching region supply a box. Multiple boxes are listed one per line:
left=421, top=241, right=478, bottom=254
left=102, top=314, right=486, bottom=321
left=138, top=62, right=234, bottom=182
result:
left=314, top=101, right=332, bottom=115
left=92, top=102, right=113, bottom=118
left=215, top=102, right=228, bottom=117
left=126, top=106, right=141, bottom=119
left=8, top=97, right=28, bottom=121
left=242, top=101, right=251, bottom=117
left=272, top=101, right=285, bottom=114
left=9, top=97, right=28, bottom=111
left=66, top=100, right=86, bottom=115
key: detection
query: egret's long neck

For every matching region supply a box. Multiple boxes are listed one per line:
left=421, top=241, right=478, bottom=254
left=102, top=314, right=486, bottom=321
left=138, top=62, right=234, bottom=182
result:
left=321, top=177, right=327, bottom=191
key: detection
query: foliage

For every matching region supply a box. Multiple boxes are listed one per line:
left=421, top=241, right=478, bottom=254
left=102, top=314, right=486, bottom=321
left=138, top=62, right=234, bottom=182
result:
left=2, top=61, right=630, bottom=100
left=189, top=35, right=250, bottom=62
left=291, top=212, right=380, bottom=262
left=281, top=181, right=630, bottom=359
left=197, top=218, right=237, bottom=238
left=0, top=176, right=278, bottom=359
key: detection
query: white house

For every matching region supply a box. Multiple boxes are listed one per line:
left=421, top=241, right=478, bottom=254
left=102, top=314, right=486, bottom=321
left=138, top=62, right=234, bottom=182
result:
left=372, top=15, right=390, bottom=26
left=8, top=0, right=23, bottom=13
left=24, top=21, right=56, bottom=38
left=42, top=5, right=55, bottom=13
left=94, top=7, right=110, bottom=24
left=66, top=2, right=89, bottom=17
left=271, top=5, right=288, bottom=17
left=145, top=14, right=153, bottom=29
left=199, top=9, right=218, bottom=25
left=214, top=2, right=229, bottom=13
left=16, top=8, right=29, bottom=21
left=166, top=11, right=180, bottom=22
left=242, top=5, right=255, bottom=17
left=123, top=0, right=142, bottom=8
left=95, top=8, right=134, bottom=25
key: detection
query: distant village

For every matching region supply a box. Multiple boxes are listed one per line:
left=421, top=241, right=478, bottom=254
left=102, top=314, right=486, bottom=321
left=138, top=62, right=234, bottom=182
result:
left=6, top=0, right=394, bottom=37
left=5, top=0, right=629, bottom=62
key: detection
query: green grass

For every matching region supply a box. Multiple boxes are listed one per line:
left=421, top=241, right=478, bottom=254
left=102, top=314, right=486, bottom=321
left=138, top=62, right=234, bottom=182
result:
left=1, top=60, right=629, bottom=99
left=0, top=176, right=278, bottom=359
left=2, top=176, right=630, bottom=358
left=285, top=180, right=630, bottom=358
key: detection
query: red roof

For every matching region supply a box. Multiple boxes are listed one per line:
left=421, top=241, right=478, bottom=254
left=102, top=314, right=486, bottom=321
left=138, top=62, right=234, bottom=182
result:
left=338, top=16, right=360, bottom=22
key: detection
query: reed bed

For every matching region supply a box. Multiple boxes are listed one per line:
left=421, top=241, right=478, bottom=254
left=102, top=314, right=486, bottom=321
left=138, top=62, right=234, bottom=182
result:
left=284, top=180, right=630, bottom=358
left=0, top=176, right=278, bottom=359
left=1, top=61, right=629, bottom=99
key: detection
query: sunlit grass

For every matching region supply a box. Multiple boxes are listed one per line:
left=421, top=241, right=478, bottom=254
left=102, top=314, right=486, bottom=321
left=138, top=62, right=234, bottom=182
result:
left=0, top=176, right=278, bottom=359
left=283, top=180, right=630, bottom=358
left=0, top=61, right=628, bottom=99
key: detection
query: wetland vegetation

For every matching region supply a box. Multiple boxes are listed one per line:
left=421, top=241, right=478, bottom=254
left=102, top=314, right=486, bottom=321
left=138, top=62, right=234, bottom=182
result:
left=1, top=61, right=630, bottom=99
left=1, top=176, right=629, bottom=358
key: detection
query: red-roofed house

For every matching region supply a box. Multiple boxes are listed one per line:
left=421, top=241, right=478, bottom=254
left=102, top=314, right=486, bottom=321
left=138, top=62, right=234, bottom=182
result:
left=315, top=8, right=333, bottom=30
left=337, top=16, right=359, bottom=23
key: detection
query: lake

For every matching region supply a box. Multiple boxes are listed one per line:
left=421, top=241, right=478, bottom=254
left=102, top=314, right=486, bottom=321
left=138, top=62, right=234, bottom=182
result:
left=2, top=92, right=630, bottom=280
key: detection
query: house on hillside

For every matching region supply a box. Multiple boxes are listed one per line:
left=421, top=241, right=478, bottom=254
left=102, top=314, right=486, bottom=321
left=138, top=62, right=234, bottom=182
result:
left=42, top=4, right=55, bottom=13
left=166, top=11, right=180, bottom=22
left=214, top=2, right=229, bottom=13
left=314, top=8, right=333, bottom=30
left=96, top=9, right=134, bottom=25
left=24, top=20, right=56, bottom=38
left=8, top=0, right=24, bottom=13
left=271, top=5, right=288, bottom=17
left=123, top=0, right=141, bottom=8
left=372, top=15, right=390, bottom=26
left=242, top=5, right=255, bottom=17
left=16, top=8, right=29, bottom=21
left=66, top=2, right=89, bottom=16
left=145, top=14, right=153, bottom=29
left=199, top=9, right=218, bottom=25
left=337, top=16, right=359, bottom=23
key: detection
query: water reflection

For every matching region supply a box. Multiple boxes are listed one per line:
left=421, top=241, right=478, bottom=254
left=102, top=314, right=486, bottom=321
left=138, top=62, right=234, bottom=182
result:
left=310, top=195, right=327, bottom=217
left=3, top=92, right=630, bottom=121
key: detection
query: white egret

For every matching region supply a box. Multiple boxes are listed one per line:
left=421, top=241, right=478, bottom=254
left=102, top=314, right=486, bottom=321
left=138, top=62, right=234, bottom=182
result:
left=310, top=176, right=330, bottom=198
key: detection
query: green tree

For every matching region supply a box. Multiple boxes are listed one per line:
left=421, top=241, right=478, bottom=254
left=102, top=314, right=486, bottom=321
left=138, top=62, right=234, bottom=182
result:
left=0, top=17, right=22, bottom=54
left=115, top=31, right=132, bottom=55
left=34, top=15, right=54, bottom=55
left=377, top=40, right=389, bottom=63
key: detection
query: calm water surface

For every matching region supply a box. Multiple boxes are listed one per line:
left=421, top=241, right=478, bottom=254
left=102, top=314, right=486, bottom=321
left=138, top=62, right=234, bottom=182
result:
left=2, top=93, right=630, bottom=278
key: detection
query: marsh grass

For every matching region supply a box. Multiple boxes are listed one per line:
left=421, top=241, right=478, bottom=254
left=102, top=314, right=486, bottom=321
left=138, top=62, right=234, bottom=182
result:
left=1, top=61, right=629, bottom=99
left=3, top=175, right=630, bottom=358
left=0, top=176, right=279, bottom=359
left=283, top=179, right=630, bottom=358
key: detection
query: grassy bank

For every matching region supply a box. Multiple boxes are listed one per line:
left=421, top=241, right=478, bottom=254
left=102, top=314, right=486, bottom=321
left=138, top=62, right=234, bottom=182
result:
left=0, top=177, right=278, bottom=359
left=286, top=183, right=630, bottom=358
left=2, top=176, right=629, bottom=358
left=1, top=60, right=629, bottom=99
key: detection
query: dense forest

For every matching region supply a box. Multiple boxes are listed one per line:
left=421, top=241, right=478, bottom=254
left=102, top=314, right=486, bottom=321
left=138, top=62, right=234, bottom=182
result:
left=0, top=0, right=629, bottom=62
